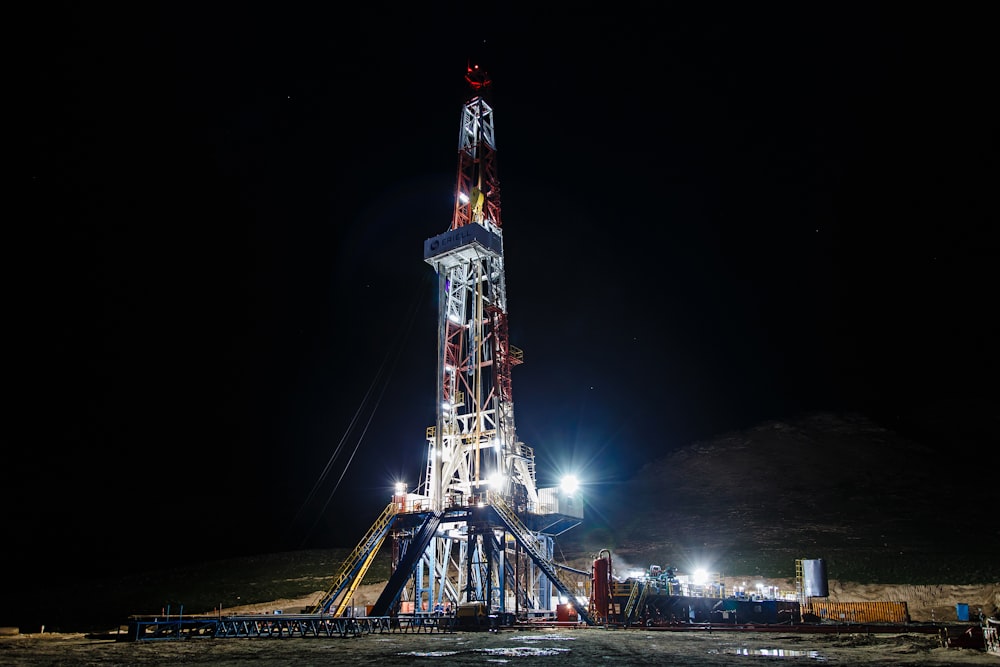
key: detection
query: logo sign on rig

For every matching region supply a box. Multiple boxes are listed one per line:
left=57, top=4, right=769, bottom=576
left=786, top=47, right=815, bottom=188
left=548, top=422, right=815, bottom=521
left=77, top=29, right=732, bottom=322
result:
left=423, top=224, right=502, bottom=269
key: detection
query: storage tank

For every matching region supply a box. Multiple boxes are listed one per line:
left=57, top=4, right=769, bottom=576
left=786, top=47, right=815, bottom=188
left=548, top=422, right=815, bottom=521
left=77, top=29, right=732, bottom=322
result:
left=591, top=549, right=612, bottom=621
left=802, top=558, right=829, bottom=597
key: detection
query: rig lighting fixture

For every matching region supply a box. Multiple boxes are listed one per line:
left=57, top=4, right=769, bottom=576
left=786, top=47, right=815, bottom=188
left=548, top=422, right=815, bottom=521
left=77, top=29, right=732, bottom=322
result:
left=560, top=474, right=580, bottom=495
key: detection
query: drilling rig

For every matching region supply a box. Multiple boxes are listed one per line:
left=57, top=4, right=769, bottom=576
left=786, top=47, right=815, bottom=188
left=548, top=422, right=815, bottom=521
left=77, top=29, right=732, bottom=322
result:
left=308, top=64, right=591, bottom=625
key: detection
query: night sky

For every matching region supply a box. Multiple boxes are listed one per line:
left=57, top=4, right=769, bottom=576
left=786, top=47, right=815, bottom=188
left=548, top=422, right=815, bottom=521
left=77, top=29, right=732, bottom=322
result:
left=14, top=5, right=996, bottom=581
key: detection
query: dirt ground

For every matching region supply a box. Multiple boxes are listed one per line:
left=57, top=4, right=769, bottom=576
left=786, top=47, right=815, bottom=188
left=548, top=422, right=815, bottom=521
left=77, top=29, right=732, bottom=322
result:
left=3, top=625, right=998, bottom=666
left=4, top=580, right=998, bottom=665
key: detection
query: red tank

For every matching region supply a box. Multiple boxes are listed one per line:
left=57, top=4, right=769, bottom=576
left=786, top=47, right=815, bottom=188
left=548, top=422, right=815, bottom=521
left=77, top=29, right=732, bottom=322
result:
left=591, top=549, right=613, bottom=622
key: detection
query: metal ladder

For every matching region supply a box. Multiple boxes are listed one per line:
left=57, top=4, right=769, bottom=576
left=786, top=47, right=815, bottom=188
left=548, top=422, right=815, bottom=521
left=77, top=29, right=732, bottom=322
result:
left=794, top=559, right=806, bottom=613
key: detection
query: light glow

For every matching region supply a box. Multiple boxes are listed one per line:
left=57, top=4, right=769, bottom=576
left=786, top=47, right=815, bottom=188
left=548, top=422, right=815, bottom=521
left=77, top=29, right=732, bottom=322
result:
left=560, top=474, right=580, bottom=495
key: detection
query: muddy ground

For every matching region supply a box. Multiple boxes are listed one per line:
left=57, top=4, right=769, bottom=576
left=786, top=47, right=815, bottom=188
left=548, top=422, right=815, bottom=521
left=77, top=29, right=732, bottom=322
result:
left=2, top=625, right=997, bottom=666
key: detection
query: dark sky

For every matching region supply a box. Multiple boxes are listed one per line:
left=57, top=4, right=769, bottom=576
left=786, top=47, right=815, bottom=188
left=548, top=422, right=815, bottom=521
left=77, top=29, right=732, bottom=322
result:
left=14, top=5, right=996, bottom=580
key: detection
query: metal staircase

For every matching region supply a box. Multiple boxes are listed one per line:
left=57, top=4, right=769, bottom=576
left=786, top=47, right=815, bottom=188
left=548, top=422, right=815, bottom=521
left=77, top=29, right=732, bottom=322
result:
left=309, top=502, right=397, bottom=614
left=369, top=512, right=442, bottom=617
left=520, top=443, right=536, bottom=487
left=622, top=580, right=648, bottom=626
left=488, top=492, right=593, bottom=625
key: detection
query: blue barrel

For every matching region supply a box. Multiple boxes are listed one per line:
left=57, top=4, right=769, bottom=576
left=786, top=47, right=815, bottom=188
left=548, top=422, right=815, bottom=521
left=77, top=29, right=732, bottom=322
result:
left=956, top=603, right=969, bottom=621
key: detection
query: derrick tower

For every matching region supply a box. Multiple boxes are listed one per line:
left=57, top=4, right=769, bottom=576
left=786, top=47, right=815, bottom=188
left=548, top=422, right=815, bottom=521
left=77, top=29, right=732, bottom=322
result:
left=421, top=63, right=531, bottom=519
left=309, top=65, right=590, bottom=624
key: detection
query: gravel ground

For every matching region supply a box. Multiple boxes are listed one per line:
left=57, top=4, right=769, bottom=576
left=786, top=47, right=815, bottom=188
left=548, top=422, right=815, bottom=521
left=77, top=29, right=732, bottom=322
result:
left=2, top=626, right=996, bottom=666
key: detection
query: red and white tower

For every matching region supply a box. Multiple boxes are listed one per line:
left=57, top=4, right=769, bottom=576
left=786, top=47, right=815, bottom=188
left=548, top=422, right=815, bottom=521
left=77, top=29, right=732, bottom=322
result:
left=307, top=65, right=589, bottom=623
left=421, top=63, right=537, bottom=515
left=363, top=64, right=588, bottom=621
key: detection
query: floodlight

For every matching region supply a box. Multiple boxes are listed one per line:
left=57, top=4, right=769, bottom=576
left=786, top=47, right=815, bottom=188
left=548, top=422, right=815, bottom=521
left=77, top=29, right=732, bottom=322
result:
left=560, top=474, right=580, bottom=495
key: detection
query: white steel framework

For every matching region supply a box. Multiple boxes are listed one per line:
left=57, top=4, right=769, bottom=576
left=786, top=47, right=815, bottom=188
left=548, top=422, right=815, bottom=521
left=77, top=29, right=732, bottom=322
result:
left=302, top=68, right=589, bottom=624
left=393, top=67, right=582, bottom=619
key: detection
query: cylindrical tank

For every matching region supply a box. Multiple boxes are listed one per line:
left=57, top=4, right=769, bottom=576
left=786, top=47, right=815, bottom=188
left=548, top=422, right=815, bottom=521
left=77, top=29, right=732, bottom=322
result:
left=802, top=558, right=829, bottom=597
left=591, top=550, right=612, bottom=619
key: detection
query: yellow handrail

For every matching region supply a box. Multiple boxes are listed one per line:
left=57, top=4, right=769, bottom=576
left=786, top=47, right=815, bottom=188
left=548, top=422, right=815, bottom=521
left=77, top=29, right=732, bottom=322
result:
left=310, top=502, right=396, bottom=613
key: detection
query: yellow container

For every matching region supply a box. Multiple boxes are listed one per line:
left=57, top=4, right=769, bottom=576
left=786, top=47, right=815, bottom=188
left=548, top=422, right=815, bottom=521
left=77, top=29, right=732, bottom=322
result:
left=810, top=600, right=909, bottom=624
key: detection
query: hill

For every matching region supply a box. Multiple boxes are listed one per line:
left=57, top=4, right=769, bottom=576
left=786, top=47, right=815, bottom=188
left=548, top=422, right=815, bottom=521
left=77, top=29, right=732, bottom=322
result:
left=561, top=411, right=997, bottom=584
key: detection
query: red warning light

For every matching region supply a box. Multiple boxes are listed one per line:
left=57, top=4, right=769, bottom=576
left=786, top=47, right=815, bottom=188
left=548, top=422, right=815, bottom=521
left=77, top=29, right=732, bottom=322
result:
left=465, top=63, right=492, bottom=90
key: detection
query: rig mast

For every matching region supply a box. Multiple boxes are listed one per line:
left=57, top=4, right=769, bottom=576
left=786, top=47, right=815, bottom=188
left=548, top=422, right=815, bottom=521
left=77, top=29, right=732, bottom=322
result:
left=422, top=63, right=532, bottom=520
left=310, top=65, right=589, bottom=624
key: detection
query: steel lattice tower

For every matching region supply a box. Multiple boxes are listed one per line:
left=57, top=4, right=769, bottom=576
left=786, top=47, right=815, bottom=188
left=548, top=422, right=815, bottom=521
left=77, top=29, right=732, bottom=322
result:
left=311, top=65, right=589, bottom=624
left=422, top=65, right=536, bottom=519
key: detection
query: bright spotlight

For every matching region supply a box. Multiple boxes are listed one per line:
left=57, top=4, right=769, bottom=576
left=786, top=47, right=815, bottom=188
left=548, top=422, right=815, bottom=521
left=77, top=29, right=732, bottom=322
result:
left=560, top=474, right=580, bottom=495
left=693, top=569, right=709, bottom=586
